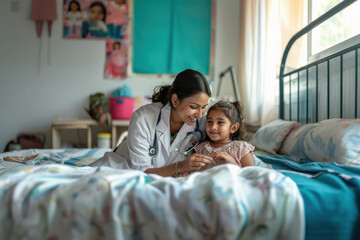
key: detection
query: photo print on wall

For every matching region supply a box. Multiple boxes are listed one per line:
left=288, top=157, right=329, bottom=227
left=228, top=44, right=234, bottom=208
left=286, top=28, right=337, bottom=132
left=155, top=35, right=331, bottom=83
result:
left=63, top=0, right=129, bottom=79
left=105, top=38, right=128, bottom=78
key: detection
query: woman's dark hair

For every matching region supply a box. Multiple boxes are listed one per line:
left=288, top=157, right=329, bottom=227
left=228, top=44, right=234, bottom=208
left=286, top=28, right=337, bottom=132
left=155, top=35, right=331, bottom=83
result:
left=89, top=1, right=107, bottom=21
left=207, top=100, right=247, bottom=141
left=68, top=0, right=81, bottom=12
left=152, top=69, right=212, bottom=105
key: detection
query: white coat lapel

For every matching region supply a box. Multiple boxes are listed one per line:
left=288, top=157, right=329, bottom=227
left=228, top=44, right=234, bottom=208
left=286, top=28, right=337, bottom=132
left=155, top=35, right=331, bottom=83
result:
left=155, top=104, right=171, bottom=159
left=166, top=121, right=195, bottom=165
left=170, top=123, right=193, bottom=152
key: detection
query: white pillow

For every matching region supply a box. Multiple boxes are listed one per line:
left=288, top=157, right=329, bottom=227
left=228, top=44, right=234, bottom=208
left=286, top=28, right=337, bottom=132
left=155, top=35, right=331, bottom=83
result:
left=250, top=119, right=300, bottom=154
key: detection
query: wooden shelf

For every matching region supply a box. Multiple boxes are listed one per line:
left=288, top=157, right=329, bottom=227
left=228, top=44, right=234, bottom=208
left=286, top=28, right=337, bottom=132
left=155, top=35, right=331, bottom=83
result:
left=51, top=119, right=130, bottom=149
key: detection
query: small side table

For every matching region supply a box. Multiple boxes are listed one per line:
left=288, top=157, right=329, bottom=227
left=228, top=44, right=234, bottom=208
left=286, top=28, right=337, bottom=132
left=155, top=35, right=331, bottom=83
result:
left=51, top=119, right=97, bottom=148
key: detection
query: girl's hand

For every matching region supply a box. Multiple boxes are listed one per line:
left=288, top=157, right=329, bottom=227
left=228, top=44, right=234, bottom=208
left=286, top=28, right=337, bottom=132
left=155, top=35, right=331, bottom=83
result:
left=212, top=152, right=238, bottom=165
left=179, top=153, right=213, bottom=173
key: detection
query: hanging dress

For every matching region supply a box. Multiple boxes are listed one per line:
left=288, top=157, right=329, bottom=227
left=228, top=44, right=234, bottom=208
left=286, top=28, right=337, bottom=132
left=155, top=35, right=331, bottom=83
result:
left=30, top=0, right=57, bottom=72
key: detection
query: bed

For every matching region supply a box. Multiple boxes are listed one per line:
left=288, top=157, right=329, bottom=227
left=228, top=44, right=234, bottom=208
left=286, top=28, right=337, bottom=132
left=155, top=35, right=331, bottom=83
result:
left=1, top=1, right=360, bottom=239
left=249, top=1, right=360, bottom=239
left=0, top=149, right=303, bottom=239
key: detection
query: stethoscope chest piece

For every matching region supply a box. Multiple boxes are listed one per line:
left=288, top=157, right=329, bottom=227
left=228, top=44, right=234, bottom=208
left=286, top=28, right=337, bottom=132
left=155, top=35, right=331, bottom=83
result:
left=149, top=147, right=157, bottom=156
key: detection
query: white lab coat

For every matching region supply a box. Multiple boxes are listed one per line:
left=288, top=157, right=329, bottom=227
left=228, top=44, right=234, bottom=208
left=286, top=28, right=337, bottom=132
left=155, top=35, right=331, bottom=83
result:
left=90, top=102, right=206, bottom=171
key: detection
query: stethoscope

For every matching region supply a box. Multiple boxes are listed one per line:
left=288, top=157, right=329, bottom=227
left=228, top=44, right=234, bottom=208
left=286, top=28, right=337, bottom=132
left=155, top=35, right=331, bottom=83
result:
left=149, top=108, right=204, bottom=156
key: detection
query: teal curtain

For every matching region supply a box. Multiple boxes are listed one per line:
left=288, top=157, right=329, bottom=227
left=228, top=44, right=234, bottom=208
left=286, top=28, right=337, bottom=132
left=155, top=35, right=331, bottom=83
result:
left=133, top=0, right=211, bottom=75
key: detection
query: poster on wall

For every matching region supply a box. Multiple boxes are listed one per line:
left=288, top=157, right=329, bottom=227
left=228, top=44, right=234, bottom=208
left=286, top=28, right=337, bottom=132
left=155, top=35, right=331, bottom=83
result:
left=62, top=0, right=130, bottom=79
left=63, top=0, right=129, bottom=39
left=105, top=38, right=128, bottom=78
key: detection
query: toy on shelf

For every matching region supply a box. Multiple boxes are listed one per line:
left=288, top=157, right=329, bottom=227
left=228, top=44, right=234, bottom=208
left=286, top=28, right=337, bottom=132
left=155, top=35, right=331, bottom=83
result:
left=85, top=92, right=111, bottom=126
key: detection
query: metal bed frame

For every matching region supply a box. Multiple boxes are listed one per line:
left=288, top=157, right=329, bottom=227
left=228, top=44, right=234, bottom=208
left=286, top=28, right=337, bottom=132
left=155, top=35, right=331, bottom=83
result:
left=279, top=0, right=359, bottom=123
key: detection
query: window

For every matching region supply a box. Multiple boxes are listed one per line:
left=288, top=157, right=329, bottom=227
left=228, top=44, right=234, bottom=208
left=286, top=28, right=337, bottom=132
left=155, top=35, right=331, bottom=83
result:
left=309, top=0, right=360, bottom=60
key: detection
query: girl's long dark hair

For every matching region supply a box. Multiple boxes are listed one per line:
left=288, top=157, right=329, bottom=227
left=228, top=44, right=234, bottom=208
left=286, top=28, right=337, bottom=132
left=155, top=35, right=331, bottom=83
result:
left=207, top=100, right=247, bottom=141
left=152, top=69, right=211, bottom=106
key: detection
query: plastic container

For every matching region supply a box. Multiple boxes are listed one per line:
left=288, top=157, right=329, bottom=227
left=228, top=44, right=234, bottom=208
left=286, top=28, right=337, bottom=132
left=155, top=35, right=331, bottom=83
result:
left=97, top=133, right=111, bottom=148
left=109, top=97, right=135, bottom=119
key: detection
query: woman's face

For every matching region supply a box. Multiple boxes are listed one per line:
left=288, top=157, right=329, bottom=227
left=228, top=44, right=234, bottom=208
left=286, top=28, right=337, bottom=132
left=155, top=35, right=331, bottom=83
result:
left=171, top=92, right=209, bottom=126
left=90, top=5, right=104, bottom=21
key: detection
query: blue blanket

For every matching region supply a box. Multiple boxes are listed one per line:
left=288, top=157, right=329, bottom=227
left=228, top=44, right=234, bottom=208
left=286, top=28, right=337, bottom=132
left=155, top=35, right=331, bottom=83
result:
left=257, top=155, right=360, bottom=240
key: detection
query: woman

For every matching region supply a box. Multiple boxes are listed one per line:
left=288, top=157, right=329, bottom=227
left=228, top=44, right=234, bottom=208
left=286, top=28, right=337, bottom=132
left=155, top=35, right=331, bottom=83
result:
left=91, top=69, right=213, bottom=177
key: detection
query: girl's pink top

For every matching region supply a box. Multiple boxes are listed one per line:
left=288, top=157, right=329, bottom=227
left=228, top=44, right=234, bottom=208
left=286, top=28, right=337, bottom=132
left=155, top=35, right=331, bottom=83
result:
left=194, top=140, right=255, bottom=169
left=106, top=1, right=128, bottom=25
left=111, top=49, right=126, bottom=66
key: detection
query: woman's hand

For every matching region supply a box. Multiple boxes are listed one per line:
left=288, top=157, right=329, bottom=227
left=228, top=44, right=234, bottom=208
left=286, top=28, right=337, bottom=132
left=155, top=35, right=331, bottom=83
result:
left=175, top=172, right=190, bottom=178
left=212, top=152, right=238, bottom=165
left=179, top=153, right=213, bottom=173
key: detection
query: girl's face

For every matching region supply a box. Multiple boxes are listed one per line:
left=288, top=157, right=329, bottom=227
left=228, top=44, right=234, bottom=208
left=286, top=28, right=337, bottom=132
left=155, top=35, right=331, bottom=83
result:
left=90, top=5, right=104, bottom=21
left=171, top=93, right=209, bottom=126
left=113, top=43, right=121, bottom=50
left=70, top=2, right=79, bottom=12
left=206, top=109, right=237, bottom=144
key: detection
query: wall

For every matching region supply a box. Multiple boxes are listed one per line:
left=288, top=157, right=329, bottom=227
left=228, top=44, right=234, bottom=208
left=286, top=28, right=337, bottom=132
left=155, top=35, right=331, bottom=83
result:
left=0, top=0, right=240, bottom=151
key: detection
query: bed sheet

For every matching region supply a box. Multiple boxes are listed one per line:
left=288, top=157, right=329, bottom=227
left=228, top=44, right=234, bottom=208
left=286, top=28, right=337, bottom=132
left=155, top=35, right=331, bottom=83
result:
left=0, top=148, right=112, bottom=169
left=0, top=163, right=304, bottom=239
left=256, top=154, right=360, bottom=240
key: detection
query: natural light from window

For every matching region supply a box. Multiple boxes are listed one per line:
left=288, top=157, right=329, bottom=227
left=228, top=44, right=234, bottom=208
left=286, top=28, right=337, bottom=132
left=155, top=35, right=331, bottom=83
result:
left=311, top=0, right=360, bottom=55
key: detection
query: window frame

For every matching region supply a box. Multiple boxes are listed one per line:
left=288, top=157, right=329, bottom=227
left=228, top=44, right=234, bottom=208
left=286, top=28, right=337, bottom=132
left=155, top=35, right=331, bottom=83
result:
left=307, top=0, right=360, bottom=63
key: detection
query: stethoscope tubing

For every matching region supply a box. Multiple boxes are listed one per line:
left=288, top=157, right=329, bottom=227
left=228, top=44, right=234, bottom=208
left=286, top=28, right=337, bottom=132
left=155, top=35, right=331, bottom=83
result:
left=149, top=107, right=203, bottom=156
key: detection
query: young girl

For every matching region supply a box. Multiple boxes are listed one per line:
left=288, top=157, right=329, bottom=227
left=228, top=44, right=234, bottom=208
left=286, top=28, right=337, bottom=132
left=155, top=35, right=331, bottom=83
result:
left=82, top=1, right=108, bottom=38
left=194, top=100, right=255, bottom=170
left=105, top=40, right=127, bottom=78
left=65, top=0, right=82, bottom=38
